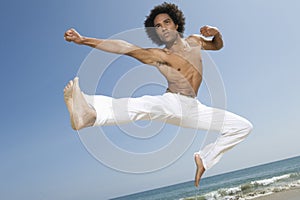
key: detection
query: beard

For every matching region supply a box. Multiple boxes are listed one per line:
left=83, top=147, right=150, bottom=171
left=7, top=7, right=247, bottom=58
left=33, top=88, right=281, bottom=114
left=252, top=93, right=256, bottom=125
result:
left=158, top=30, right=179, bottom=45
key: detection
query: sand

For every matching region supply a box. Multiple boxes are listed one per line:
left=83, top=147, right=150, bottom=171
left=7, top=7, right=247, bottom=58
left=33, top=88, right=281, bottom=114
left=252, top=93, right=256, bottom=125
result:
left=253, top=188, right=300, bottom=200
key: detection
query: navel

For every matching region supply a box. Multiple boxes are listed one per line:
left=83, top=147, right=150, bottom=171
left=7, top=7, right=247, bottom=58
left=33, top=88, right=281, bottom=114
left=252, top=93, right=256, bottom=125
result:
left=177, top=68, right=181, bottom=71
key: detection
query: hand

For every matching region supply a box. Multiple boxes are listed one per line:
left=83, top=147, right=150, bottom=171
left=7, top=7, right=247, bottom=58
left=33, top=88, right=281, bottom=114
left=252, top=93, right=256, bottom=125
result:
left=64, top=28, right=83, bottom=44
left=200, top=25, right=220, bottom=37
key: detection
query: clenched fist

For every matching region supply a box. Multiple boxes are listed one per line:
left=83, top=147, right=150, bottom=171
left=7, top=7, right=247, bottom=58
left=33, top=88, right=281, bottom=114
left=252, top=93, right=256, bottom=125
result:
left=200, top=25, right=220, bottom=37
left=64, top=28, right=83, bottom=44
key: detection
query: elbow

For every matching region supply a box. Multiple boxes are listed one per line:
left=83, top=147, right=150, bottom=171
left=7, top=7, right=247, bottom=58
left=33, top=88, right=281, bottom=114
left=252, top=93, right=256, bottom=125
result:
left=210, top=40, right=223, bottom=51
left=216, top=42, right=224, bottom=50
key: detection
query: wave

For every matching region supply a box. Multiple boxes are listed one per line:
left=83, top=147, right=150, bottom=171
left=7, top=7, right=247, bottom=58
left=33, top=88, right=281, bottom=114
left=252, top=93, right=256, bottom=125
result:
left=250, top=174, right=291, bottom=186
left=183, top=173, right=300, bottom=200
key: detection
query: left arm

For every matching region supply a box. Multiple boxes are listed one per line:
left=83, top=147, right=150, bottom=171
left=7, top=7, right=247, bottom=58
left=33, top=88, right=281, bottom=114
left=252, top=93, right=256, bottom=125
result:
left=190, top=25, right=224, bottom=50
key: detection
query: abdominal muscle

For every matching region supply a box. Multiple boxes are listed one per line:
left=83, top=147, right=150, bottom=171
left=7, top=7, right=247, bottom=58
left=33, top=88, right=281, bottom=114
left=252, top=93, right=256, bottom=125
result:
left=157, top=45, right=203, bottom=97
left=157, top=62, right=202, bottom=97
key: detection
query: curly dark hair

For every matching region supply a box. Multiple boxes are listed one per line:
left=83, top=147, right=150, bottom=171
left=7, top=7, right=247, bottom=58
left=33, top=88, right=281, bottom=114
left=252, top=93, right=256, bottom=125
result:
left=144, top=2, right=185, bottom=46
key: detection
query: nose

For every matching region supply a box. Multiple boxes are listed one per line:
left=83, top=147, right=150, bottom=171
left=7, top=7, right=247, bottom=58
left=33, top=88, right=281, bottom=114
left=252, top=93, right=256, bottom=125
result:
left=160, top=24, right=167, bottom=31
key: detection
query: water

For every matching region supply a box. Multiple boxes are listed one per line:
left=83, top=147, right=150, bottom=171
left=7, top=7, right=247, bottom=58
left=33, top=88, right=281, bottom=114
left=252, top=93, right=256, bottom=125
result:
left=112, top=156, right=300, bottom=200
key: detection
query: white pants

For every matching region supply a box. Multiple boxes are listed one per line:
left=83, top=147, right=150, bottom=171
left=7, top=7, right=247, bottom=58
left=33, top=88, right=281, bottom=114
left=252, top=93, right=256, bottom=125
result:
left=84, top=92, right=253, bottom=170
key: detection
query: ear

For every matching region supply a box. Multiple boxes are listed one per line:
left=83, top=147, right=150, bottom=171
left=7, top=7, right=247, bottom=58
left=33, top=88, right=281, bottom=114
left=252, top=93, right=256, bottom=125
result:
left=175, top=24, right=178, bottom=30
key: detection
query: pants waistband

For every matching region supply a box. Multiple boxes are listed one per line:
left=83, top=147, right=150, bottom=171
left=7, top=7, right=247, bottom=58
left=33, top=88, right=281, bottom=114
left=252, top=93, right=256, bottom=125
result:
left=166, top=88, right=196, bottom=98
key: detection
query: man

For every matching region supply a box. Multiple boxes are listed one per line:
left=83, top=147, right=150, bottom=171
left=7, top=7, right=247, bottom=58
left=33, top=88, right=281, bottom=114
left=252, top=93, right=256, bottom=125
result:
left=64, top=3, right=252, bottom=187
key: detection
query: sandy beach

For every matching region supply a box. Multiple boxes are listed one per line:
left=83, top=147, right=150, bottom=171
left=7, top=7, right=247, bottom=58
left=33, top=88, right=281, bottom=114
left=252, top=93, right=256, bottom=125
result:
left=253, top=188, right=300, bottom=200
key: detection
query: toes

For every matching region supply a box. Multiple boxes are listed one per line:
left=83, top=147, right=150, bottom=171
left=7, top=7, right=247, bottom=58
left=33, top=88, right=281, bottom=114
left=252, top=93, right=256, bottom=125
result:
left=66, top=80, right=74, bottom=88
left=194, top=154, right=200, bottom=163
left=69, top=79, right=74, bottom=86
left=73, top=77, right=79, bottom=86
left=64, top=80, right=74, bottom=92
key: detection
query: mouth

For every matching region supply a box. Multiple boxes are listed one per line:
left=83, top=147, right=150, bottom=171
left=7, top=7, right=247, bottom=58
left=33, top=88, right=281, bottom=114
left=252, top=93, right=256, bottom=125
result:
left=163, top=32, right=170, bottom=38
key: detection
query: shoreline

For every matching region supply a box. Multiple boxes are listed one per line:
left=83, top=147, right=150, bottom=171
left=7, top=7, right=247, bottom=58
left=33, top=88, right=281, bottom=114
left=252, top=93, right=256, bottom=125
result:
left=183, top=186, right=300, bottom=200
left=253, top=187, right=300, bottom=200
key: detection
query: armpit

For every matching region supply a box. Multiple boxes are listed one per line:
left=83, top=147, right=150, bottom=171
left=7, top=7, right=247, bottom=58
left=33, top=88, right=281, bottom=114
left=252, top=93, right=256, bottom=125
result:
left=156, top=60, right=170, bottom=66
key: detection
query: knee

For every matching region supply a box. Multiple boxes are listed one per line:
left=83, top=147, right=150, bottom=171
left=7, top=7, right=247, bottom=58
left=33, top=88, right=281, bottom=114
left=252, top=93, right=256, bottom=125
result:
left=239, top=118, right=253, bottom=137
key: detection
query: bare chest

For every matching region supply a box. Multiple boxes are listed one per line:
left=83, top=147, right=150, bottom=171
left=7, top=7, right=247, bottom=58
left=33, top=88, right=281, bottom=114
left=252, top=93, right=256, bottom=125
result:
left=163, top=46, right=202, bottom=72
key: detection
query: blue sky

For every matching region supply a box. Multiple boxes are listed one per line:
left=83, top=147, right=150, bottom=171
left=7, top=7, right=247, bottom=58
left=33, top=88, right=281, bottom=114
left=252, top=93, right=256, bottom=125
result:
left=1, top=0, right=300, bottom=199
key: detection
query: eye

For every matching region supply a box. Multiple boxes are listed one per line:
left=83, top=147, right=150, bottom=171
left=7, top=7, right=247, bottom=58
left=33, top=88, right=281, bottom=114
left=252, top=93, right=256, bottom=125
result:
left=155, top=24, right=161, bottom=29
left=165, top=19, right=171, bottom=24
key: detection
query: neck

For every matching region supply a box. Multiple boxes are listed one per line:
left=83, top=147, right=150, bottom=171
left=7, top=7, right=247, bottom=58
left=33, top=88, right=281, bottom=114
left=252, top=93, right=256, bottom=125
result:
left=165, top=36, right=187, bottom=52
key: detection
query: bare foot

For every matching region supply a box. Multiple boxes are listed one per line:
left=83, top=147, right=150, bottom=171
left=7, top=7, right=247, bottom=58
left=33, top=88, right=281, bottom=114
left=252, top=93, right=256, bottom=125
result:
left=194, top=154, right=205, bottom=187
left=64, top=79, right=75, bottom=129
left=63, top=77, right=96, bottom=130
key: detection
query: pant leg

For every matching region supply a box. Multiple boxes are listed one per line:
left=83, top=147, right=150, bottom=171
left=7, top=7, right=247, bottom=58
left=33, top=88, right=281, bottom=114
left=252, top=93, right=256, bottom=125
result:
left=85, top=93, right=252, bottom=170
left=83, top=93, right=183, bottom=126
left=181, top=99, right=253, bottom=170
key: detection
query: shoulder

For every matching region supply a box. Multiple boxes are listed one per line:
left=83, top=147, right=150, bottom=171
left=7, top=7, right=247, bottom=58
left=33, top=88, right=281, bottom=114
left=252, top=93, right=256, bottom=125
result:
left=127, top=47, right=164, bottom=56
left=186, top=34, right=205, bottom=47
left=125, top=47, right=168, bottom=66
left=146, top=47, right=166, bottom=54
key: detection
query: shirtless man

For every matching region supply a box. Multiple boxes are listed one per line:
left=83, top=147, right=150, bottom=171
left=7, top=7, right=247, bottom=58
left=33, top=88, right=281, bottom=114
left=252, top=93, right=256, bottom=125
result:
left=64, top=3, right=252, bottom=188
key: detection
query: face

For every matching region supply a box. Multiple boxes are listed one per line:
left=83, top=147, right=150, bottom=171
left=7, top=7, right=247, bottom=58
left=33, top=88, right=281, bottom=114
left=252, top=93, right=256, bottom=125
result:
left=153, top=13, right=179, bottom=44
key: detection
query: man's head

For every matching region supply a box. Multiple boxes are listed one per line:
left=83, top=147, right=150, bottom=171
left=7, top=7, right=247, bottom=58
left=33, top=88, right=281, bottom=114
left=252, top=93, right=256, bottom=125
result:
left=144, top=2, right=185, bottom=46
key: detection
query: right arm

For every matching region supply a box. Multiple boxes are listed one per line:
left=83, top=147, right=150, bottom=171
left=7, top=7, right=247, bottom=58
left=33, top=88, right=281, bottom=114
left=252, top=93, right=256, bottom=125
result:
left=64, top=28, right=140, bottom=54
left=64, top=28, right=166, bottom=66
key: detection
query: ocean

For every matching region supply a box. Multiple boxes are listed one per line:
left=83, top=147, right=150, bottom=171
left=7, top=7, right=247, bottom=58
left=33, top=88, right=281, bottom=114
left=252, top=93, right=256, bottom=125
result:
left=112, top=155, right=300, bottom=200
